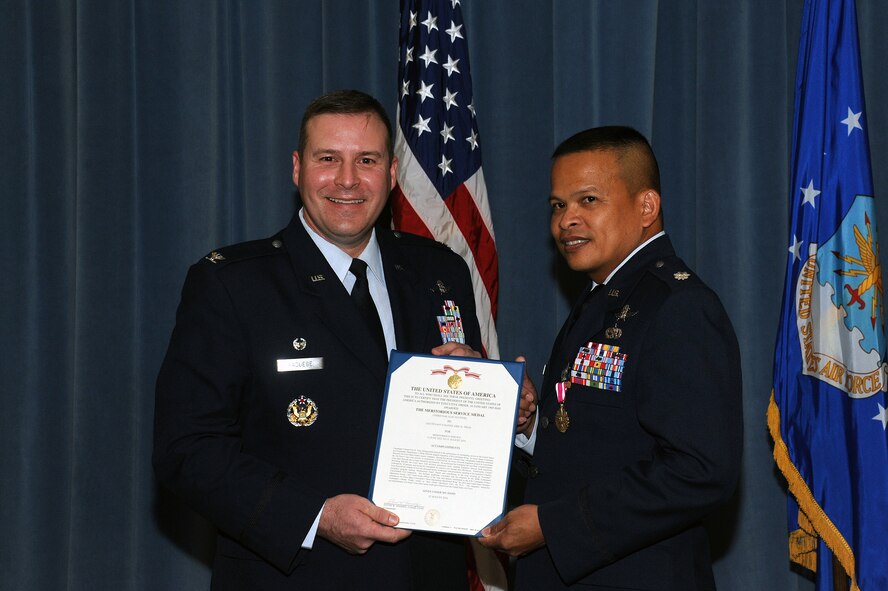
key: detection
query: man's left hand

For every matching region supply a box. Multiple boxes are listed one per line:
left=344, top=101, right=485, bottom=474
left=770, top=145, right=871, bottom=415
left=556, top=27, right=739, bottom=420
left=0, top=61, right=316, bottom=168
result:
left=514, top=356, right=537, bottom=436
left=478, top=504, right=545, bottom=557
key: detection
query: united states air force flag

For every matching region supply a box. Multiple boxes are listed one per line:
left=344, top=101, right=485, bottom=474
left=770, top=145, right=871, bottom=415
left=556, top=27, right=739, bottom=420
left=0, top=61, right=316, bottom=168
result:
left=769, top=1, right=888, bottom=590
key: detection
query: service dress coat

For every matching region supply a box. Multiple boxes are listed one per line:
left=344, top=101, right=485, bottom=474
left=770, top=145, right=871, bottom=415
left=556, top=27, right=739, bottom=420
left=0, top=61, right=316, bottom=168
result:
left=154, top=215, right=481, bottom=590
left=516, top=235, right=742, bottom=591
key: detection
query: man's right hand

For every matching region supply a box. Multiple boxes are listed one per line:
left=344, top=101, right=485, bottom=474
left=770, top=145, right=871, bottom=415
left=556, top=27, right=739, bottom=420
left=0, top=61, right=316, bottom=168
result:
left=318, top=494, right=412, bottom=554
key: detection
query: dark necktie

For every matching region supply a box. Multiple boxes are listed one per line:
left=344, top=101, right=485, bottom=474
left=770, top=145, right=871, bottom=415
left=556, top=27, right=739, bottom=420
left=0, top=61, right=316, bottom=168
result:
left=349, top=258, right=387, bottom=355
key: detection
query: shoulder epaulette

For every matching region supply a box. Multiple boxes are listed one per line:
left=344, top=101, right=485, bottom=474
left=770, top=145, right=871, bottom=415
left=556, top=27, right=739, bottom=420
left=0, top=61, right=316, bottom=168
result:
left=200, top=234, right=286, bottom=266
left=646, top=256, right=701, bottom=288
left=390, top=230, right=453, bottom=252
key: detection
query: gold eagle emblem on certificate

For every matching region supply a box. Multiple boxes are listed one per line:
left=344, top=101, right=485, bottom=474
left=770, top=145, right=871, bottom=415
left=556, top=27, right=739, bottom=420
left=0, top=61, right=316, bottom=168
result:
left=431, top=364, right=481, bottom=389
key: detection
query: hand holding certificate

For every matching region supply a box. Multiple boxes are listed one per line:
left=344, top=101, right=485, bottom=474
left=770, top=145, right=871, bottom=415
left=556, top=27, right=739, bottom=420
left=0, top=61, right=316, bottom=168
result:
left=369, top=351, right=523, bottom=536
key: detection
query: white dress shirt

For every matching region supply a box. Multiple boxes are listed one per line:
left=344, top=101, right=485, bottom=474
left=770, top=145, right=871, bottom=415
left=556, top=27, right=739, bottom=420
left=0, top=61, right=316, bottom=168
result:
left=297, top=208, right=398, bottom=548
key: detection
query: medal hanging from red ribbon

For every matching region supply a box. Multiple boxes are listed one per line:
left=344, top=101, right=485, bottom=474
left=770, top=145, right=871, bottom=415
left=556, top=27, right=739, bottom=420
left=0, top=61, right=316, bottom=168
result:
left=555, top=380, right=570, bottom=432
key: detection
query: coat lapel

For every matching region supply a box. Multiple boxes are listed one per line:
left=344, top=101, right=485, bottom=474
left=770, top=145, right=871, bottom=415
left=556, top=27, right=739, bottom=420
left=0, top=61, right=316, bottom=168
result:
left=280, top=218, right=388, bottom=380
left=378, top=230, right=438, bottom=353
left=602, top=235, right=676, bottom=317
left=544, top=235, right=677, bottom=397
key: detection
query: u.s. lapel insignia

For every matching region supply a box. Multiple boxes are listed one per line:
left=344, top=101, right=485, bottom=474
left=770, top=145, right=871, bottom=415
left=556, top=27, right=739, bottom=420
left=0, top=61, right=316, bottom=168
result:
left=287, top=396, right=318, bottom=427
left=310, top=274, right=325, bottom=282
left=674, top=271, right=691, bottom=280
left=608, top=288, right=620, bottom=298
left=205, top=251, right=225, bottom=264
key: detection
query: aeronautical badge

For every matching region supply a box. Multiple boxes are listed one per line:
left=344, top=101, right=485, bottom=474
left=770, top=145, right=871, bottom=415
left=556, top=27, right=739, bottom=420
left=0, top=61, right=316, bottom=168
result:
left=286, top=396, right=318, bottom=427
left=796, top=195, right=887, bottom=398
left=674, top=271, right=691, bottom=280
left=570, top=342, right=628, bottom=392
left=205, top=251, right=225, bottom=264
left=605, top=305, right=637, bottom=339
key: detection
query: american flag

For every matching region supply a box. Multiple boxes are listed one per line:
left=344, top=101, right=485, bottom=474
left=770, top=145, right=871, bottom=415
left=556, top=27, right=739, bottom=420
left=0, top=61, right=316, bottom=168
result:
left=392, top=0, right=499, bottom=359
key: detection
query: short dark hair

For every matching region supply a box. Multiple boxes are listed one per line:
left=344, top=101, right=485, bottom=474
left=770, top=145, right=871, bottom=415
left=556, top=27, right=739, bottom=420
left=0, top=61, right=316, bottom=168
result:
left=297, top=89, right=394, bottom=159
left=552, top=126, right=661, bottom=194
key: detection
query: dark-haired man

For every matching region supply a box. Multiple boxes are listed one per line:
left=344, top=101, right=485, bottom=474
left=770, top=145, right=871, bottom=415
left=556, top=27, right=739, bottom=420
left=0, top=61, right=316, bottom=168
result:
left=154, top=90, right=479, bottom=590
left=481, top=126, right=742, bottom=590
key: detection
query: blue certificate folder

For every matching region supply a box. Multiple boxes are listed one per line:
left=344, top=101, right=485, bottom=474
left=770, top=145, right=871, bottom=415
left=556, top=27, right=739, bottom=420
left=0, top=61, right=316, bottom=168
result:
left=369, top=350, right=524, bottom=536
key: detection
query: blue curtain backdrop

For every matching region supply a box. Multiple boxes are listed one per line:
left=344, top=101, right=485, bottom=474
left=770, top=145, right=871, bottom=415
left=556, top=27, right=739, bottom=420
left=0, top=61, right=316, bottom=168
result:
left=2, top=1, right=887, bottom=589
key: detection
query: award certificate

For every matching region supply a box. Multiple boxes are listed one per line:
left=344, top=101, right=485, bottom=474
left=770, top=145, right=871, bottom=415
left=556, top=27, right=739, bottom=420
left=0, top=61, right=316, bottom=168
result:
left=369, top=351, right=523, bottom=536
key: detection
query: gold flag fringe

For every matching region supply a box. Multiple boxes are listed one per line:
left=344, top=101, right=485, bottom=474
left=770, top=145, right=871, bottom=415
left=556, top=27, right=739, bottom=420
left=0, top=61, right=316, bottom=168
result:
left=768, top=391, right=859, bottom=591
left=788, top=510, right=818, bottom=571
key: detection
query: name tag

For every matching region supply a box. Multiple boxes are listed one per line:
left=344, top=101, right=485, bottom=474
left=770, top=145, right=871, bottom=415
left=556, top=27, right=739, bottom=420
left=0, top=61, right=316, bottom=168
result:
left=277, top=357, right=324, bottom=372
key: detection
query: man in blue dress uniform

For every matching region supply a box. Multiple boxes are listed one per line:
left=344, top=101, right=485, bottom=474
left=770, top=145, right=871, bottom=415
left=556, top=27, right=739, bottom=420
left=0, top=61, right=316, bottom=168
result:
left=154, top=90, right=480, bottom=590
left=481, top=126, right=742, bottom=590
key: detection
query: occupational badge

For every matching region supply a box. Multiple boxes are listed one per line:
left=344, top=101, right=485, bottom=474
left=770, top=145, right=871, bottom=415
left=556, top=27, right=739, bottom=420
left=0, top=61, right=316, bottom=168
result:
left=286, top=395, right=318, bottom=427
left=292, top=338, right=307, bottom=351
left=605, top=327, right=622, bottom=339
